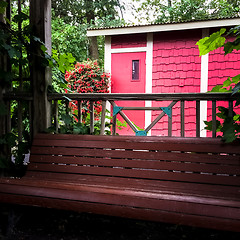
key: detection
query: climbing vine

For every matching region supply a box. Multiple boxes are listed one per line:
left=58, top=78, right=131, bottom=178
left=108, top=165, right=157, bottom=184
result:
left=196, top=25, right=240, bottom=142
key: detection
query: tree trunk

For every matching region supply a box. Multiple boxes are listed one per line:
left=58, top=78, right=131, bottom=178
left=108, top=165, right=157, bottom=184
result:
left=85, top=0, right=99, bottom=60
left=89, top=36, right=99, bottom=60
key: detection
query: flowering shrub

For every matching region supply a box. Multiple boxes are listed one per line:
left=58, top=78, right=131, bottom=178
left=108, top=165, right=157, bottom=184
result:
left=65, top=59, right=110, bottom=120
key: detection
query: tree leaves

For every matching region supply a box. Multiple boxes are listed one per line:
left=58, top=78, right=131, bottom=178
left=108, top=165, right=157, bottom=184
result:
left=0, top=0, right=8, bottom=14
left=196, top=28, right=226, bottom=56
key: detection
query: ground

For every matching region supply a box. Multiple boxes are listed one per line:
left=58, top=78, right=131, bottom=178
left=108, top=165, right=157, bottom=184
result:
left=0, top=204, right=240, bottom=240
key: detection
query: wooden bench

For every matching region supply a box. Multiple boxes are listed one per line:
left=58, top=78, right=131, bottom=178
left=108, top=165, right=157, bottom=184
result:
left=0, top=134, right=240, bottom=232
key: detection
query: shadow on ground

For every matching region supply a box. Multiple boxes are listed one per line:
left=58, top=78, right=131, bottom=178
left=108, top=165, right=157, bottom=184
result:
left=0, top=204, right=240, bottom=240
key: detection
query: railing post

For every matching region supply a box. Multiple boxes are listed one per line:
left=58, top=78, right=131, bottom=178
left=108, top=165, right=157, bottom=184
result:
left=168, top=115, right=172, bottom=137
left=100, top=100, right=106, bottom=135
left=112, top=114, right=117, bottom=135
left=53, top=100, right=59, bottom=133
left=17, top=101, right=23, bottom=141
left=29, top=101, right=33, bottom=142
left=90, top=101, right=94, bottom=134
left=181, top=100, right=185, bottom=137
left=228, top=100, right=233, bottom=118
left=212, top=100, right=216, bottom=138
left=77, top=100, right=82, bottom=123
left=196, top=100, right=200, bottom=137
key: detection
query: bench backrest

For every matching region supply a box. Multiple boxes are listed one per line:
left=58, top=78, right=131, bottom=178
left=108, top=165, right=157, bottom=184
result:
left=28, top=134, right=240, bottom=187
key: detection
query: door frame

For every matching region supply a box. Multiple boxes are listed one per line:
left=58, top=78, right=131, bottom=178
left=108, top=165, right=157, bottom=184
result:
left=104, top=33, right=153, bottom=135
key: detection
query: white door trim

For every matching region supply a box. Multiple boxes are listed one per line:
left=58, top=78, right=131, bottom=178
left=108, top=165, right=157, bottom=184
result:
left=105, top=35, right=154, bottom=135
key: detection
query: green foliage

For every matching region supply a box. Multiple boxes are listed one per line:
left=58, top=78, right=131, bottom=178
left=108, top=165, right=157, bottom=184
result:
left=132, top=0, right=240, bottom=24
left=51, top=0, right=125, bottom=62
left=52, top=0, right=124, bottom=25
left=197, top=25, right=240, bottom=142
left=196, top=29, right=226, bottom=56
left=0, top=0, right=8, bottom=14
left=0, top=133, right=30, bottom=169
left=204, top=107, right=240, bottom=142
left=48, top=111, right=112, bottom=135
left=51, top=13, right=88, bottom=63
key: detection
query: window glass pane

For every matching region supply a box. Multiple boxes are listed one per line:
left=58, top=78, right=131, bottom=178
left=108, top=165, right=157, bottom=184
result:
left=132, top=60, right=139, bottom=80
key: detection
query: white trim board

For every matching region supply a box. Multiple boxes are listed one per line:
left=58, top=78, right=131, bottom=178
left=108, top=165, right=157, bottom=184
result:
left=111, top=47, right=147, bottom=53
left=145, top=33, right=153, bottom=135
left=200, top=29, right=209, bottom=137
left=87, top=18, right=240, bottom=37
left=104, top=36, right=112, bottom=129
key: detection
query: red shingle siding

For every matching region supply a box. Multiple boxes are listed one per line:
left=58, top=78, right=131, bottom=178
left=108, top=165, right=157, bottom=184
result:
left=111, top=33, right=147, bottom=49
left=151, top=30, right=201, bottom=136
left=207, top=45, right=240, bottom=137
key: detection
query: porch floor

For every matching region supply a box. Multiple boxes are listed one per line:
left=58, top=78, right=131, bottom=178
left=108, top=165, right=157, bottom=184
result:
left=1, top=204, right=240, bottom=240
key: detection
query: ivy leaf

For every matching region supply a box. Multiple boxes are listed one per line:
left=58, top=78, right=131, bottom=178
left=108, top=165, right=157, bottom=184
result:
left=204, top=120, right=221, bottom=132
left=4, top=133, right=17, bottom=148
left=40, top=44, right=48, bottom=53
left=57, top=53, right=76, bottom=73
left=232, top=74, right=240, bottom=84
left=223, top=77, right=232, bottom=87
left=2, top=43, right=21, bottom=58
left=233, top=114, right=240, bottom=121
left=61, top=114, right=72, bottom=125
left=210, top=85, right=222, bottom=92
left=0, top=0, right=8, bottom=14
left=232, top=82, right=240, bottom=95
left=210, top=85, right=229, bottom=92
left=224, top=37, right=240, bottom=54
left=196, top=28, right=226, bottom=56
left=216, top=106, right=228, bottom=119
left=12, top=12, right=29, bottom=23
left=32, top=36, right=45, bottom=45
left=222, top=117, right=237, bottom=143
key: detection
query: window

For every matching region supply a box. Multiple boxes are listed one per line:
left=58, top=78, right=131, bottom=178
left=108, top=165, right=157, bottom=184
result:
left=132, top=60, right=139, bottom=80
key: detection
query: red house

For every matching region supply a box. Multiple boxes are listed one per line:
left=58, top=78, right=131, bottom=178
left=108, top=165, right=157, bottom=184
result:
left=87, top=18, right=240, bottom=137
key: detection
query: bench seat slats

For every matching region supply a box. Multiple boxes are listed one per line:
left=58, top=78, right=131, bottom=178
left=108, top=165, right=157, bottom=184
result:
left=30, top=147, right=240, bottom=166
left=0, top=183, right=240, bottom=221
left=1, top=134, right=240, bottom=232
left=27, top=162, right=240, bottom=186
left=3, top=172, right=240, bottom=201
left=29, top=155, right=240, bottom=176
left=1, top=178, right=240, bottom=207
left=32, top=138, right=240, bottom=154
left=1, top=192, right=239, bottom=232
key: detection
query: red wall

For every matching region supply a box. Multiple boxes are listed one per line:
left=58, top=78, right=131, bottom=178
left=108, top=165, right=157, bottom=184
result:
left=111, top=33, right=147, bottom=49
left=207, top=43, right=240, bottom=137
left=110, top=29, right=240, bottom=137
left=151, top=30, right=202, bottom=137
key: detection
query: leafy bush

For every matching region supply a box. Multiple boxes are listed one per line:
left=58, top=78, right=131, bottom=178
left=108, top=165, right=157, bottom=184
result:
left=65, top=59, right=110, bottom=120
